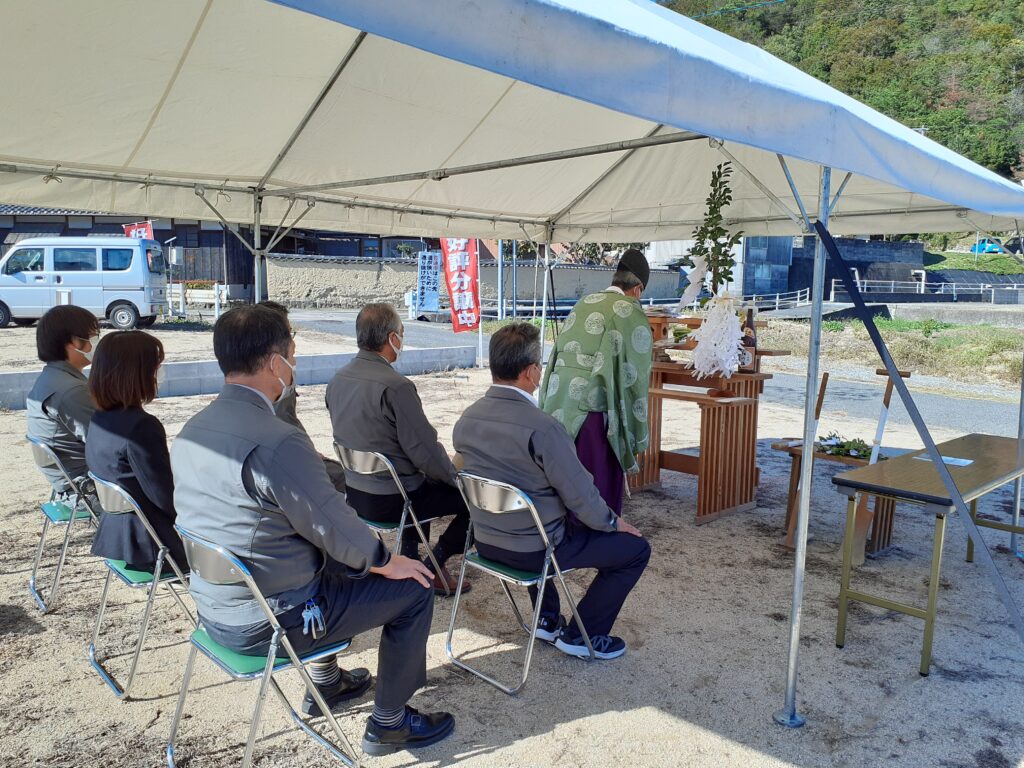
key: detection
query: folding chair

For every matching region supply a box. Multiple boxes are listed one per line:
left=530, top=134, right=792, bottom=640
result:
left=167, top=525, right=360, bottom=768
left=86, top=472, right=196, bottom=699
left=445, top=472, right=594, bottom=695
left=333, top=444, right=450, bottom=596
left=25, top=434, right=100, bottom=613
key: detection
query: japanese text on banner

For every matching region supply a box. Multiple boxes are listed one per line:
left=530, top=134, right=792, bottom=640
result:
left=122, top=221, right=154, bottom=239
left=439, top=238, right=480, bottom=332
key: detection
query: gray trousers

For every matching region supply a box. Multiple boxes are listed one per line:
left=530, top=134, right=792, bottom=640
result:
left=204, top=559, right=434, bottom=710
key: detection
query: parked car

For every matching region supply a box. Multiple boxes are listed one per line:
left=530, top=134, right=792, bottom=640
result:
left=1003, top=236, right=1022, bottom=254
left=970, top=237, right=1004, bottom=254
left=0, top=236, right=167, bottom=329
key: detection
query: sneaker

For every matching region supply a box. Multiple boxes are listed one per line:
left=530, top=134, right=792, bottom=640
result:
left=362, top=706, right=455, bottom=756
left=555, top=633, right=626, bottom=660
left=533, top=615, right=565, bottom=643
left=301, top=667, right=373, bottom=717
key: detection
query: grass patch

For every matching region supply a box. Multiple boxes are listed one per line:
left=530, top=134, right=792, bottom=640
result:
left=923, top=251, right=1024, bottom=275
left=759, top=318, right=1024, bottom=384
left=154, top=316, right=213, bottom=332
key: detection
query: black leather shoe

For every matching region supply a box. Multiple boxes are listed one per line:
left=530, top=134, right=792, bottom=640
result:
left=301, top=667, right=373, bottom=717
left=361, top=707, right=455, bottom=756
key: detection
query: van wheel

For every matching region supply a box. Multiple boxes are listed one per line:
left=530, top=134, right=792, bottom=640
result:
left=13, top=318, right=36, bottom=327
left=0, top=303, right=10, bottom=328
left=109, top=303, right=140, bottom=330
left=137, top=315, right=157, bottom=328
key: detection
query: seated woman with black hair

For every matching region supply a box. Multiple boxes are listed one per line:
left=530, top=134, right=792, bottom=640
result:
left=86, top=331, right=186, bottom=572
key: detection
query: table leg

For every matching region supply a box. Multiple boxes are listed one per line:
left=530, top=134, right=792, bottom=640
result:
left=920, top=514, right=947, bottom=676
left=783, top=454, right=801, bottom=548
left=835, top=495, right=858, bottom=649
left=966, top=499, right=977, bottom=563
left=851, top=493, right=872, bottom=567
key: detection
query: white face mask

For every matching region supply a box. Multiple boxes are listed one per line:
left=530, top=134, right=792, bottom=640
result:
left=155, top=364, right=167, bottom=393
left=273, top=353, right=296, bottom=401
left=389, top=331, right=403, bottom=362
left=75, top=335, right=99, bottom=363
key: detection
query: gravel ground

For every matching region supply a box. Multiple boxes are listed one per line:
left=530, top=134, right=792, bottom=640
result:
left=1, top=368, right=1023, bottom=767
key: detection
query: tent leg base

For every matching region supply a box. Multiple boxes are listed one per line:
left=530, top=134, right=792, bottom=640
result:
left=773, top=709, right=806, bottom=729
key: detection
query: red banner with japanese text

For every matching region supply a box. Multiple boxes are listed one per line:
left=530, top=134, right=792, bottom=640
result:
left=439, top=238, right=480, bottom=333
left=123, top=221, right=154, bottom=239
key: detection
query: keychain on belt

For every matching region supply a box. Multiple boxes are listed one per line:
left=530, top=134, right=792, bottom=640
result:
left=302, top=599, right=326, bottom=640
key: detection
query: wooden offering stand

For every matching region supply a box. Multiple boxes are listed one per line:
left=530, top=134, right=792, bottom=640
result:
left=631, top=311, right=788, bottom=523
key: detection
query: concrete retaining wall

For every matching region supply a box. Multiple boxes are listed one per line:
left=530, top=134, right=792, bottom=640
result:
left=266, top=259, right=680, bottom=308
left=0, top=346, right=476, bottom=410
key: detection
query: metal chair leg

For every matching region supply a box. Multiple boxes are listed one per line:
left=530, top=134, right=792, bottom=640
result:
left=515, top=563, right=551, bottom=692
left=30, top=508, right=80, bottom=614
left=165, top=644, right=198, bottom=768
left=276, top=642, right=361, bottom=767
left=446, top=557, right=550, bottom=696
left=499, top=581, right=531, bottom=633
left=552, top=560, right=596, bottom=661
left=241, top=636, right=282, bottom=768
left=28, top=517, right=51, bottom=612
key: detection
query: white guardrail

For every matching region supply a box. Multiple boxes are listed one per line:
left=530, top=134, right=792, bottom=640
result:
left=166, top=283, right=229, bottom=318
left=829, top=279, right=1024, bottom=302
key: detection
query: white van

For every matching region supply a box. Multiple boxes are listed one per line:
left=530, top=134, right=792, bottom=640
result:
left=0, top=236, right=167, bottom=329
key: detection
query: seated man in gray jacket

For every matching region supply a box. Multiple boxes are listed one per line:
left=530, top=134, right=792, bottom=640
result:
left=171, top=305, right=454, bottom=756
left=26, top=304, right=100, bottom=501
left=453, top=322, right=651, bottom=660
left=326, top=303, right=471, bottom=594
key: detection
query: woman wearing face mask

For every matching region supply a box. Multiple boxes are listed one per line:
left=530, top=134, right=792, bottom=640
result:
left=26, top=305, right=101, bottom=501
left=86, top=331, right=186, bottom=572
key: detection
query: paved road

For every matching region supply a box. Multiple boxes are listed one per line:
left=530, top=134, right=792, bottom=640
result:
left=290, top=309, right=484, bottom=351
left=291, top=309, right=1021, bottom=436
left=764, top=371, right=1021, bottom=437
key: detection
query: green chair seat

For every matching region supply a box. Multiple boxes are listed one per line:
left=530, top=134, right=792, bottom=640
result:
left=359, top=516, right=400, bottom=531
left=465, top=551, right=542, bottom=583
left=105, top=559, right=179, bottom=586
left=41, top=501, right=92, bottom=524
left=190, top=628, right=351, bottom=678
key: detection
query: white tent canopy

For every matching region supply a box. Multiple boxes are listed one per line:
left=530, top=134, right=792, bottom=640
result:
left=1, top=0, right=1023, bottom=241
left=3, top=0, right=1023, bottom=735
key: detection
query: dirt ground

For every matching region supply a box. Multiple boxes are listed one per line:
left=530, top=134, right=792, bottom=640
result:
left=1, top=368, right=1023, bottom=768
left=0, top=321, right=355, bottom=372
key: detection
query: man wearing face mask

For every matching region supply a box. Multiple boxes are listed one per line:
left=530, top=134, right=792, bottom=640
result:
left=258, top=300, right=347, bottom=493
left=326, top=303, right=472, bottom=595
left=454, top=323, right=650, bottom=659
left=172, top=305, right=454, bottom=754
left=26, top=304, right=100, bottom=501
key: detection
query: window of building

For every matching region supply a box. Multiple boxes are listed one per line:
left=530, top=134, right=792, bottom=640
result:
left=53, top=248, right=98, bottom=272
left=2, top=247, right=44, bottom=274
left=102, top=248, right=133, bottom=271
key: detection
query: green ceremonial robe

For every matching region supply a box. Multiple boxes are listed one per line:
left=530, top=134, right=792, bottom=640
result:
left=540, top=288, right=653, bottom=473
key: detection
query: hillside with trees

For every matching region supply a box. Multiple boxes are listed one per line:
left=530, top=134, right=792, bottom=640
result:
left=662, top=0, right=1024, bottom=179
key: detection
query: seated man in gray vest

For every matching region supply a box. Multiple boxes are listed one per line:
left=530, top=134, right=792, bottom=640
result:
left=326, top=303, right=472, bottom=594
left=453, top=323, right=651, bottom=660
left=171, top=305, right=454, bottom=756
left=26, top=304, right=100, bottom=501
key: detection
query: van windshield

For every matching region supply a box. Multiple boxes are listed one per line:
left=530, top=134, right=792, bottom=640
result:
left=146, top=247, right=165, bottom=274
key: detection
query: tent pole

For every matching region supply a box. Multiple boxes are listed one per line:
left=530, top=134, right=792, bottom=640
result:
left=253, top=194, right=263, bottom=304
left=477, top=239, right=484, bottom=369
left=511, top=240, right=518, bottom=318
left=497, top=240, right=505, bottom=320
left=775, top=165, right=830, bottom=729
left=1013, top=351, right=1024, bottom=558
left=539, top=225, right=554, bottom=360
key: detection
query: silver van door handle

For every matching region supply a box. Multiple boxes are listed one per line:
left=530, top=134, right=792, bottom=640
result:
left=34, top=275, right=46, bottom=282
